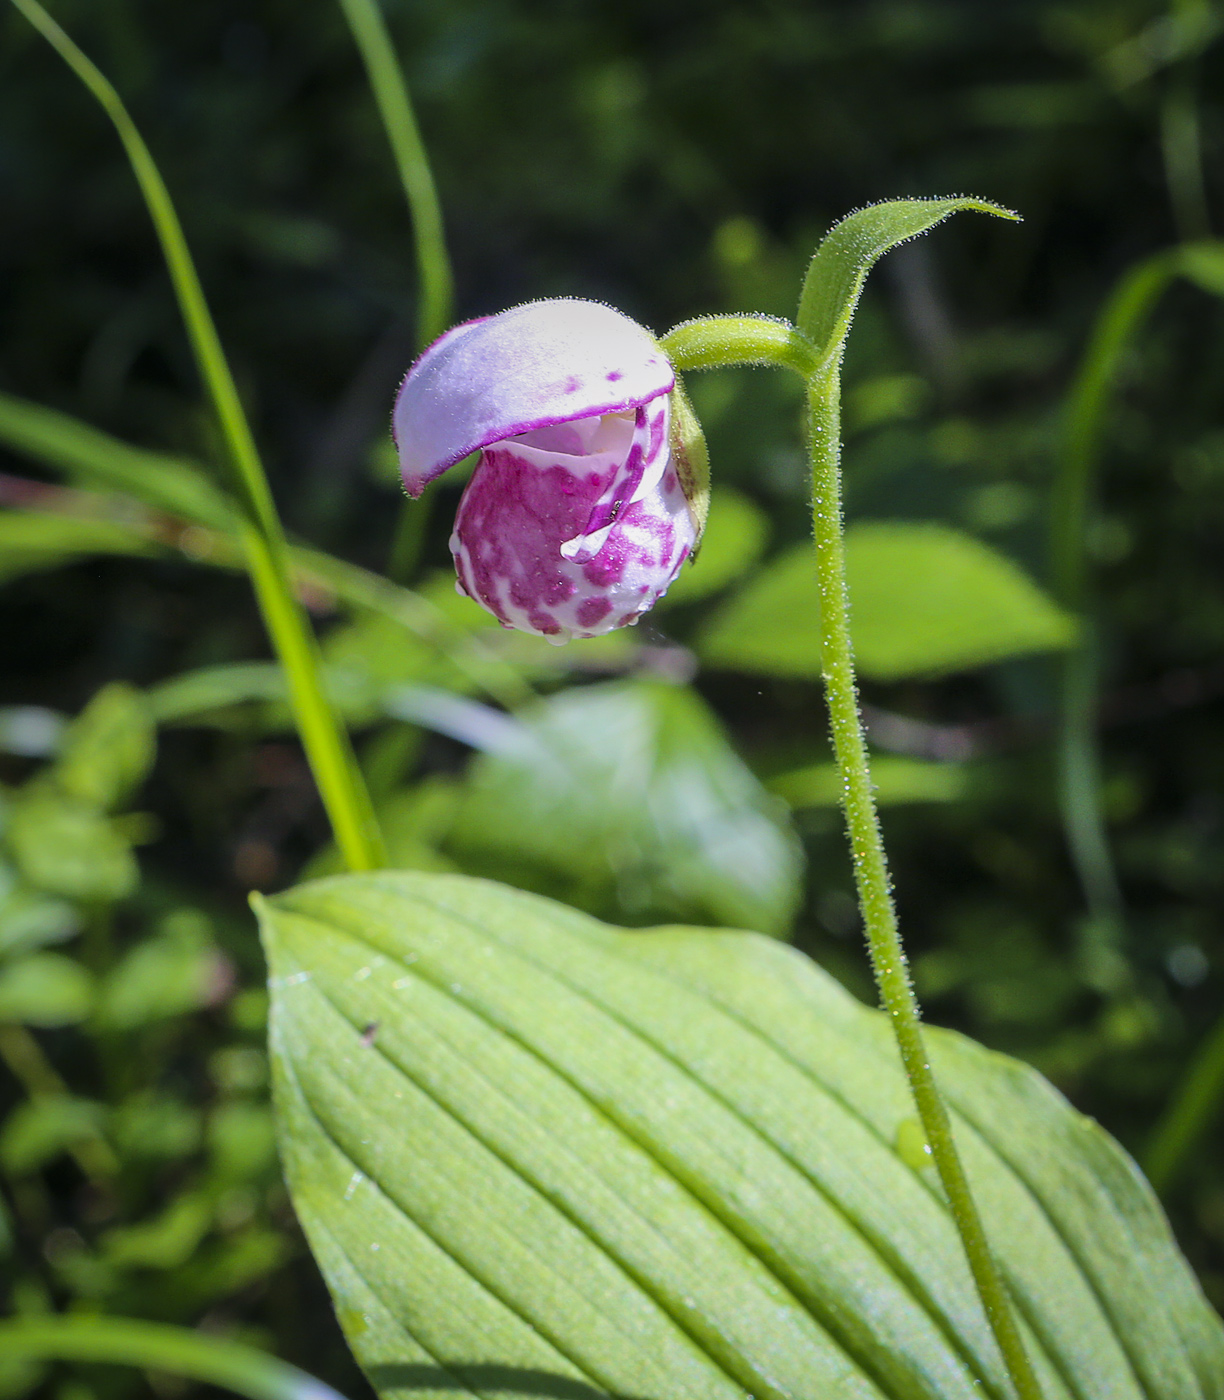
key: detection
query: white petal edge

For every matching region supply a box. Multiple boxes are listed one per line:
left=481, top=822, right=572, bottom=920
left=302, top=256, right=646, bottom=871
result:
left=393, top=299, right=675, bottom=495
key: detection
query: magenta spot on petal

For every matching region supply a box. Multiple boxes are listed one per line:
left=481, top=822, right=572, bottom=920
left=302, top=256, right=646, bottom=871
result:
left=583, top=547, right=626, bottom=587
left=606, top=370, right=624, bottom=382
left=638, top=584, right=649, bottom=595
left=544, top=576, right=577, bottom=605
left=529, top=610, right=561, bottom=635
left=564, top=375, right=582, bottom=393
left=577, top=597, right=612, bottom=628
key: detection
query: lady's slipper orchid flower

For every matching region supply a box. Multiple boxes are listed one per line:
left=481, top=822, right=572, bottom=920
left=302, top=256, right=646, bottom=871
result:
left=393, top=299, right=707, bottom=642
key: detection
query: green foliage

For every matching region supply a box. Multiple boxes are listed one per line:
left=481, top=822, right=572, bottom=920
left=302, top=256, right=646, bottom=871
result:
left=5, top=794, right=138, bottom=902
left=52, top=683, right=155, bottom=811
left=769, top=755, right=969, bottom=808
left=0, top=392, right=233, bottom=528
left=700, top=524, right=1075, bottom=680
left=96, top=912, right=224, bottom=1031
left=445, top=680, right=802, bottom=935
left=260, top=871, right=1224, bottom=1400
left=657, top=486, right=769, bottom=607
left=0, top=1096, right=104, bottom=1175
left=0, top=952, right=93, bottom=1026
left=0, top=510, right=156, bottom=586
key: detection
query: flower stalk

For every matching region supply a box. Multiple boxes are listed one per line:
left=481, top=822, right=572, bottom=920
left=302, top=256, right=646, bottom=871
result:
left=667, top=311, right=1043, bottom=1400
left=806, top=367, right=1044, bottom=1400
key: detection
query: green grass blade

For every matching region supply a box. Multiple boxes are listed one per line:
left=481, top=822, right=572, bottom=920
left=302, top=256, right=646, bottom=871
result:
left=1048, top=240, right=1224, bottom=932
left=335, top=0, right=453, bottom=351
left=9, top=0, right=385, bottom=872
left=0, top=1316, right=346, bottom=1400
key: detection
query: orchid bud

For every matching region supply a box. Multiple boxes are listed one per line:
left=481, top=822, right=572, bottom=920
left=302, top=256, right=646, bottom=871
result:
left=393, top=299, right=707, bottom=642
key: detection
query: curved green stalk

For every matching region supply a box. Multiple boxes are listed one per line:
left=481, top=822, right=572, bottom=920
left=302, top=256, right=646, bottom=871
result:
left=1050, top=248, right=1182, bottom=929
left=0, top=1316, right=346, bottom=1400
left=11, top=0, right=385, bottom=872
left=335, top=0, right=453, bottom=352
left=1050, top=252, right=1177, bottom=608
left=1145, top=1003, right=1224, bottom=1193
left=805, top=366, right=1044, bottom=1400
left=333, top=0, right=455, bottom=585
left=661, top=315, right=819, bottom=379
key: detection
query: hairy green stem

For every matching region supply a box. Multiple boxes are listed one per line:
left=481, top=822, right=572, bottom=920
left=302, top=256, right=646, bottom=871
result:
left=0, top=1316, right=346, bottom=1400
left=661, top=315, right=818, bottom=379
left=335, top=0, right=453, bottom=350
left=12, top=0, right=385, bottom=872
left=808, top=366, right=1044, bottom=1400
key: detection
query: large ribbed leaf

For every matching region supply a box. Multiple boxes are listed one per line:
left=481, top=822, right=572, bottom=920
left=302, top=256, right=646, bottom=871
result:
left=259, top=872, right=1224, bottom=1400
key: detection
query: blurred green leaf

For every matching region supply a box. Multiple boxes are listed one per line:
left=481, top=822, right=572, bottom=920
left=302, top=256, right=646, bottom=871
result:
left=0, top=888, right=78, bottom=959
left=50, top=683, right=155, bottom=811
left=769, top=755, right=969, bottom=807
left=147, top=661, right=378, bottom=728
left=170, top=1228, right=291, bottom=1309
left=110, top=1090, right=202, bottom=1162
left=307, top=780, right=461, bottom=881
left=0, top=391, right=233, bottom=528
left=446, top=680, right=802, bottom=935
left=0, top=1096, right=104, bottom=1174
left=101, top=1193, right=212, bottom=1271
left=656, top=486, right=769, bottom=607
left=6, top=795, right=138, bottom=902
left=0, top=952, right=93, bottom=1026
left=0, top=510, right=157, bottom=585
left=699, top=523, right=1076, bottom=680
left=260, top=872, right=1224, bottom=1400
left=97, top=913, right=225, bottom=1030
left=321, top=610, right=483, bottom=700
left=1177, top=240, right=1224, bottom=297
left=207, top=1102, right=278, bottom=1184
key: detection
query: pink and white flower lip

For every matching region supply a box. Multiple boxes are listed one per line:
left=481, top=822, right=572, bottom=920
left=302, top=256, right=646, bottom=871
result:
left=393, top=298, right=700, bottom=642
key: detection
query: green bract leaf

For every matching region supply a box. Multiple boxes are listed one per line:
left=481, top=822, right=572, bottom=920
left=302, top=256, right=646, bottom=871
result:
left=259, top=872, right=1224, bottom=1400
left=699, top=523, right=1076, bottom=680
left=445, top=680, right=802, bottom=936
left=798, top=198, right=1019, bottom=366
